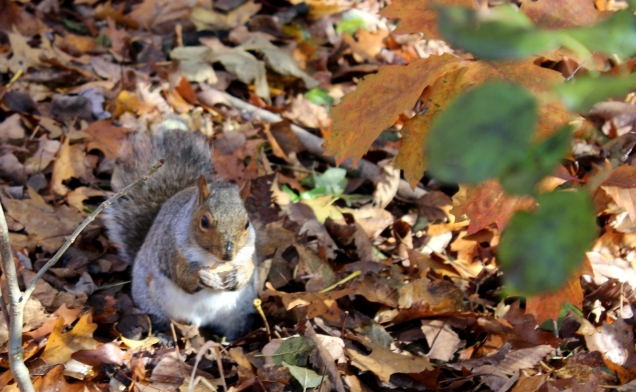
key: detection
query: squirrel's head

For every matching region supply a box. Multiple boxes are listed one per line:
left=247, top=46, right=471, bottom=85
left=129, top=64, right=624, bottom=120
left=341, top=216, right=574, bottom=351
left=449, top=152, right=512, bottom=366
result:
left=190, top=174, right=252, bottom=262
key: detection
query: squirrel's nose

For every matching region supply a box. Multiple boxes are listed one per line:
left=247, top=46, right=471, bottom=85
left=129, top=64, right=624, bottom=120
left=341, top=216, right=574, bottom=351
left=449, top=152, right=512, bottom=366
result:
left=223, top=243, right=234, bottom=261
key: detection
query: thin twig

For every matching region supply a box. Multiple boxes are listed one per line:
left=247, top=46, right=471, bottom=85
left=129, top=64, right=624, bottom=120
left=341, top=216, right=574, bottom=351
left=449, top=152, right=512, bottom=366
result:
left=319, top=270, right=361, bottom=293
left=189, top=340, right=227, bottom=392
left=22, top=159, right=165, bottom=303
left=0, top=203, right=35, bottom=392
left=565, top=51, right=596, bottom=82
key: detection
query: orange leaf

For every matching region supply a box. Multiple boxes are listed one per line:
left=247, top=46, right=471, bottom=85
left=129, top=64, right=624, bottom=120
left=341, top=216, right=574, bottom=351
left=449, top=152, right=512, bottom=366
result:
left=84, top=120, right=130, bottom=159
left=452, top=181, right=535, bottom=235
left=325, top=53, right=463, bottom=166
left=520, top=0, right=607, bottom=29
left=379, top=0, right=473, bottom=38
left=395, top=59, right=572, bottom=185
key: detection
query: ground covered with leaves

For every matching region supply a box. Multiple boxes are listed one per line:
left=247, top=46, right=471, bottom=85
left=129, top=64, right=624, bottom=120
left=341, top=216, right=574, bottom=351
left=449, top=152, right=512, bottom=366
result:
left=3, top=0, right=636, bottom=391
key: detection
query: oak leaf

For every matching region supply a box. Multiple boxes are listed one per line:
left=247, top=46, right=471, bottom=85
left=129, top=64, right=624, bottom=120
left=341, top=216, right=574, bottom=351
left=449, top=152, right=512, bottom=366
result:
left=347, top=342, right=433, bottom=382
left=41, top=314, right=100, bottom=365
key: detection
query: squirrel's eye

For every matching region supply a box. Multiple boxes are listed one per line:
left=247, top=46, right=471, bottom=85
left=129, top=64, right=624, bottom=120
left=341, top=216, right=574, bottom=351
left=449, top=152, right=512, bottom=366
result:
left=244, top=220, right=250, bottom=230
left=201, top=215, right=210, bottom=230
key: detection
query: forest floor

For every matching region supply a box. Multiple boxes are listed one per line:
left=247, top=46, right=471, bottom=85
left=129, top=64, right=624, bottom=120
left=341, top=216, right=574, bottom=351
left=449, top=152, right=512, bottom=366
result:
left=1, top=0, right=636, bottom=391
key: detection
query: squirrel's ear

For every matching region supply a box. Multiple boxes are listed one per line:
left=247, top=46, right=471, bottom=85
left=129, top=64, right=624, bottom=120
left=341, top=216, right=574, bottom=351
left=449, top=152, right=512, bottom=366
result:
left=239, top=180, right=250, bottom=202
left=196, top=174, right=210, bottom=205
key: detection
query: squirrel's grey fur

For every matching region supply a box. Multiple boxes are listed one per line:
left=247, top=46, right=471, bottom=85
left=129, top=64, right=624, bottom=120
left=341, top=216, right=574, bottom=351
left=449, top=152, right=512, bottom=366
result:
left=105, top=121, right=214, bottom=264
left=103, top=119, right=258, bottom=340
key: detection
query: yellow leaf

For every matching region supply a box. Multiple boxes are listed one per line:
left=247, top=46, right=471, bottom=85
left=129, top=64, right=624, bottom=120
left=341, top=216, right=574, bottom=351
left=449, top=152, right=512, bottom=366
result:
left=41, top=314, right=100, bottom=365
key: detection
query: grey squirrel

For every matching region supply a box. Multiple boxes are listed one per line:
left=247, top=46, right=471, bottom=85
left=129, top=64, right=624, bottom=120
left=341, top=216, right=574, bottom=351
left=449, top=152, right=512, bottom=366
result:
left=103, top=118, right=258, bottom=341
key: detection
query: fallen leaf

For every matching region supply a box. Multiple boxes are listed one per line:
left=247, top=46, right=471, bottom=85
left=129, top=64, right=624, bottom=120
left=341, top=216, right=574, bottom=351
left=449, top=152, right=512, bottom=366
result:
left=84, top=120, right=130, bottom=159
left=324, top=53, right=463, bottom=166
left=379, top=0, right=473, bottom=38
left=191, top=1, right=261, bottom=30
left=585, top=318, right=636, bottom=366
left=421, top=319, right=463, bottom=361
left=41, top=314, right=101, bottom=365
left=452, top=181, right=536, bottom=235
left=347, top=342, right=433, bottom=383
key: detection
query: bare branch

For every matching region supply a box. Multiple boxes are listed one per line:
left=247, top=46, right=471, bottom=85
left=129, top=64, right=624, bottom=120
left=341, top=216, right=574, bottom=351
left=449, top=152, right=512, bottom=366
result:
left=0, top=203, right=34, bottom=392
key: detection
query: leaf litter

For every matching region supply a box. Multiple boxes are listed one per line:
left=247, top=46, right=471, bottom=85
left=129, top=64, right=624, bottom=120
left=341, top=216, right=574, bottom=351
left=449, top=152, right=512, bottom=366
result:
left=2, top=0, right=636, bottom=391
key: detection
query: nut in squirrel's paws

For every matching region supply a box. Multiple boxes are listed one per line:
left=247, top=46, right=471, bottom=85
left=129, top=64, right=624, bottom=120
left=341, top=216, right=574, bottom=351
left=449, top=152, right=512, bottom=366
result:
left=199, top=263, right=252, bottom=291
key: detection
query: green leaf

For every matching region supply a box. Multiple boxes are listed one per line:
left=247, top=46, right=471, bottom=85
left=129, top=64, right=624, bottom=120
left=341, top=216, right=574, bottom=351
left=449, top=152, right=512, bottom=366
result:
left=282, top=184, right=300, bottom=203
left=555, top=73, right=636, bottom=112
left=63, top=19, right=90, bottom=35
left=427, top=82, right=537, bottom=184
left=565, top=11, right=636, bottom=59
left=498, top=191, right=596, bottom=295
left=337, top=18, right=368, bottom=35
left=273, top=336, right=315, bottom=366
left=305, top=88, right=334, bottom=107
left=314, top=168, right=348, bottom=195
left=501, top=126, right=572, bottom=195
left=282, top=362, right=324, bottom=389
left=437, top=5, right=559, bottom=60
left=300, top=186, right=328, bottom=200
left=96, top=33, right=111, bottom=48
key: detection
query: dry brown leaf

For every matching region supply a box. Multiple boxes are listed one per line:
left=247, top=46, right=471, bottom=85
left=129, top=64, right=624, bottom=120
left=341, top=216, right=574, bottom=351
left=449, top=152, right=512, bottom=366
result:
left=284, top=94, right=330, bottom=129
left=372, top=159, right=400, bottom=209
left=72, top=342, right=128, bottom=367
left=84, top=120, right=130, bottom=159
left=262, top=288, right=353, bottom=323
left=0, top=297, right=47, bottom=347
left=191, top=1, right=261, bottom=30
left=585, top=318, right=636, bottom=366
left=24, top=137, right=60, bottom=174
left=421, top=319, right=463, bottom=361
left=51, top=136, right=87, bottom=196
left=127, top=0, right=191, bottom=28
left=8, top=31, right=44, bottom=73
left=496, top=345, right=555, bottom=374
left=342, top=28, right=389, bottom=62
left=347, top=342, right=433, bottom=383
left=0, top=113, right=25, bottom=143
left=41, top=314, right=100, bottom=365
left=32, top=365, right=85, bottom=392
left=67, top=187, right=105, bottom=213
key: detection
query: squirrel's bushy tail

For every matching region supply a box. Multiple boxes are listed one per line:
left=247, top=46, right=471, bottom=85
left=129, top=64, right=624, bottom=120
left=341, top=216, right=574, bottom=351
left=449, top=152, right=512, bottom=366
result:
left=103, top=119, right=213, bottom=264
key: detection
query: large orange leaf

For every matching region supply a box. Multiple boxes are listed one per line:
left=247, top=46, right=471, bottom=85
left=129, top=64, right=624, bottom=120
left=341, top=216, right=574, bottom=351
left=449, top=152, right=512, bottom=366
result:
left=520, top=0, right=607, bottom=29
left=452, top=181, right=535, bottom=235
left=395, top=59, right=574, bottom=186
left=324, top=54, right=463, bottom=166
left=379, top=0, right=474, bottom=38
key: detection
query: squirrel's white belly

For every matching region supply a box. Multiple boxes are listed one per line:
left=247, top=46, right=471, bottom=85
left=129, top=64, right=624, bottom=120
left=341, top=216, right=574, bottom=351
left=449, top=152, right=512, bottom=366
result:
left=160, top=279, right=250, bottom=327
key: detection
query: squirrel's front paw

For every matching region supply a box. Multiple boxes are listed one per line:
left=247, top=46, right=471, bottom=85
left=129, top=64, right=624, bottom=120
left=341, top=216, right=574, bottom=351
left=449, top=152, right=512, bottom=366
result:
left=199, top=268, right=226, bottom=290
left=223, top=263, right=253, bottom=291
left=200, top=262, right=253, bottom=291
